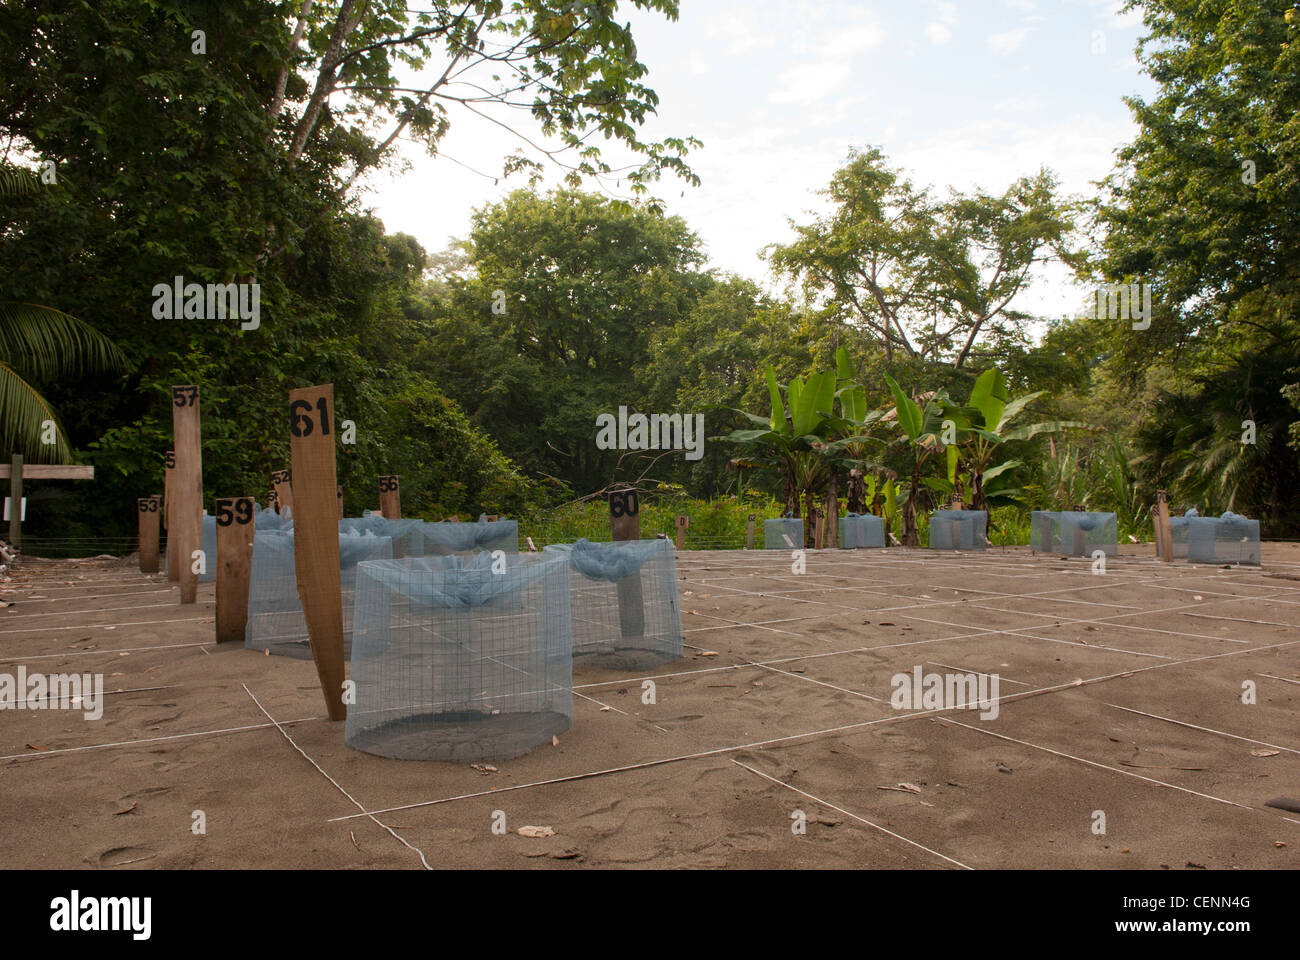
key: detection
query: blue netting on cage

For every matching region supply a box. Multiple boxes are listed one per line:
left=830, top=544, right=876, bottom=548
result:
left=1183, top=512, right=1261, bottom=565
left=1030, top=511, right=1118, bottom=556
left=543, top=539, right=683, bottom=670
left=340, top=516, right=424, bottom=556
left=244, top=530, right=393, bottom=659
left=164, top=513, right=218, bottom=582
left=838, top=513, right=885, bottom=549
left=415, top=518, right=519, bottom=557
left=764, top=518, right=803, bottom=549
left=256, top=508, right=285, bottom=532
left=928, top=510, right=987, bottom=550
left=345, top=552, right=572, bottom=762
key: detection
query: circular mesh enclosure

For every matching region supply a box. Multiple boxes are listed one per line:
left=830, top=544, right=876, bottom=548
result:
left=763, top=518, right=804, bottom=549
left=416, top=519, right=519, bottom=557
left=244, top=529, right=393, bottom=659
left=544, top=539, right=684, bottom=670
left=838, top=514, right=885, bottom=549
left=928, top=510, right=988, bottom=550
left=1184, top=512, right=1261, bottom=565
left=1030, top=511, right=1118, bottom=556
left=345, top=552, right=572, bottom=762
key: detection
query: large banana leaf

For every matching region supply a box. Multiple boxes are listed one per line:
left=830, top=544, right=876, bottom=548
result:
left=884, top=374, right=923, bottom=440
left=1002, top=420, right=1090, bottom=442
left=834, top=347, right=867, bottom=423
left=968, top=368, right=1007, bottom=431
left=792, top=369, right=835, bottom=438
left=994, top=390, right=1047, bottom=431
left=765, top=365, right=785, bottom=433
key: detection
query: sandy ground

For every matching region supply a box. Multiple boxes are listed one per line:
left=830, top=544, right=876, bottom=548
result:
left=1, top=543, right=1298, bottom=870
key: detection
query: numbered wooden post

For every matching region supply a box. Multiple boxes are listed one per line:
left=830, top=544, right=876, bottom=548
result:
left=378, top=475, right=400, bottom=520
left=675, top=515, right=688, bottom=551
left=337, top=485, right=344, bottom=520
left=266, top=489, right=277, bottom=513
left=814, top=509, right=825, bottom=550
left=1155, top=490, right=1173, bottom=563
left=1071, top=503, right=1087, bottom=556
left=609, top=489, right=644, bottom=639
left=164, top=451, right=179, bottom=581
left=214, top=497, right=255, bottom=644
left=746, top=514, right=756, bottom=550
left=171, top=386, right=203, bottom=605
left=289, top=385, right=346, bottom=721
left=271, top=469, right=293, bottom=517
left=7, top=454, right=21, bottom=549
left=137, top=496, right=161, bottom=573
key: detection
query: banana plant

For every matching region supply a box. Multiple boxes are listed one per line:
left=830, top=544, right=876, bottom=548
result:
left=830, top=347, right=887, bottom=513
left=958, top=368, right=1089, bottom=512
left=883, top=374, right=967, bottom=546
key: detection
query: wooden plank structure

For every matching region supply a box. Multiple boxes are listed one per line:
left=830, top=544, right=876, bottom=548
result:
left=137, top=496, right=161, bottom=573
left=164, top=451, right=178, bottom=581
left=378, top=475, right=400, bottom=519
left=288, top=384, right=347, bottom=721
left=609, top=487, right=644, bottom=639
left=271, top=469, right=293, bottom=517
left=171, top=386, right=203, bottom=604
left=214, top=497, right=255, bottom=644
left=1154, top=489, right=1173, bottom=562
left=746, top=513, right=756, bottom=550
left=1, top=456, right=95, bottom=550
left=675, top=515, right=688, bottom=551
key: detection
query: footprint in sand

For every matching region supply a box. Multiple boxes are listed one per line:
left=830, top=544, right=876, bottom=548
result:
left=98, top=846, right=156, bottom=867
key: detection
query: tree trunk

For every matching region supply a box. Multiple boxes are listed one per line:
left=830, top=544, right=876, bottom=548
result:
left=824, top=474, right=839, bottom=548
left=847, top=468, right=866, bottom=514
left=804, top=487, right=818, bottom=548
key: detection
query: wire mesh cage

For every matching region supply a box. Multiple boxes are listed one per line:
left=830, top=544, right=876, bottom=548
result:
left=1184, top=513, right=1261, bottom=565
left=244, top=529, right=393, bottom=659
left=164, top=513, right=218, bottom=582
left=838, top=513, right=885, bottom=549
left=341, top=515, right=424, bottom=556
left=764, top=518, right=804, bottom=549
left=417, top=519, right=520, bottom=558
left=928, top=509, right=988, bottom=550
left=1169, top=515, right=1191, bottom=559
left=1030, top=511, right=1118, bottom=556
left=543, top=539, right=684, bottom=670
left=345, top=552, right=573, bottom=762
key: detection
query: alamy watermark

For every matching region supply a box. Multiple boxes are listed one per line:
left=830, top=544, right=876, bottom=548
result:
left=0, top=667, right=103, bottom=720
left=889, top=666, right=1000, bottom=720
left=151, top=275, right=260, bottom=330
left=595, top=406, right=705, bottom=461
left=1093, top=283, right=1151, bottom=330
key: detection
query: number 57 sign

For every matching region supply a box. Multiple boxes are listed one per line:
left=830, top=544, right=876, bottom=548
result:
left=288, top=384, right=347, bottom=721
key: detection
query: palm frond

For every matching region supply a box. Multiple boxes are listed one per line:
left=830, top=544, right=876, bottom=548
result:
left=0, top=362, right=74, bottom=462
left=0, top=302, right=129, bottom=380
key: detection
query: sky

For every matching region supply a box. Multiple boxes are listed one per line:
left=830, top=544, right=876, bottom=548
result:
left=360, top=0, right=1158, bottom=329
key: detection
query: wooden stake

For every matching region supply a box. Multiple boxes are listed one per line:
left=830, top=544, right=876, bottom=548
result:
left=214, top=497, right=255, bottom=643
left=7, top=454, right=20, bottom=550
left=746, top=514, right=756, bottom=550
left=271, top=469, right=293, bottom=517
left=171, top=386, right=203, bottom=604
left=164, top=451, right=179, bottom=581
left=378, top=475, right=400, bottom=519
left=609, top=488, right=644, bottom=639
left=814, top=509, right=825, bottom=549
left=824, top=478, right=839, bottom=549
left=288, top=384, right=347, bottom=721
left=137, top=496, right=161, bottom=573
left=1155, top=490, right=1173, bottom=563
left=1071, top=503, right=1086, bottom=556
left=675, top=515, right=688, bottom=551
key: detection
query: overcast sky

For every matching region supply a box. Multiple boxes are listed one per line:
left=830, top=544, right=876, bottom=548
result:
left=360, top=0, right=1158, bottom=329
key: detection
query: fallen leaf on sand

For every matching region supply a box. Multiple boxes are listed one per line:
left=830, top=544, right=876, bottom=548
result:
left=700, top=651, right=719, bottom=657
left=470, top=763, right=497, bottom=774
left=1276, top=841, right=1287, bottom=848
left=516, top=826, right=556, bottom=839
left=552, top=735, right=559, bottom=747
left=25, top=744, right=48, bottom=752
left=1193, top=595, right=1203, bottom=601
left=115, top=802, right=137, bottom=816
left=879, top=622, right=895, bottom=627
left=1251, top=749, right=1280, bottom=758
left=599, top=706, right=612, bottom=712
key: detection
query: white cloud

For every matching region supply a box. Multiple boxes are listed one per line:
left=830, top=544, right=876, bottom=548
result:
left=988, top=27, right=1032, bottom=56
left=925, top=1, right=958, bottom=45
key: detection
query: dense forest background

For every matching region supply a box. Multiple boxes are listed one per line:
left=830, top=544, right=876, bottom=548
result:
left=1, top=0, right=1297, bottom=547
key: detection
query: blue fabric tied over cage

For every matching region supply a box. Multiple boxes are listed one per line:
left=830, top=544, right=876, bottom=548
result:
left=558, top=538, right=664, bottom=582
left=351, top=552, right=549, bottom=609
